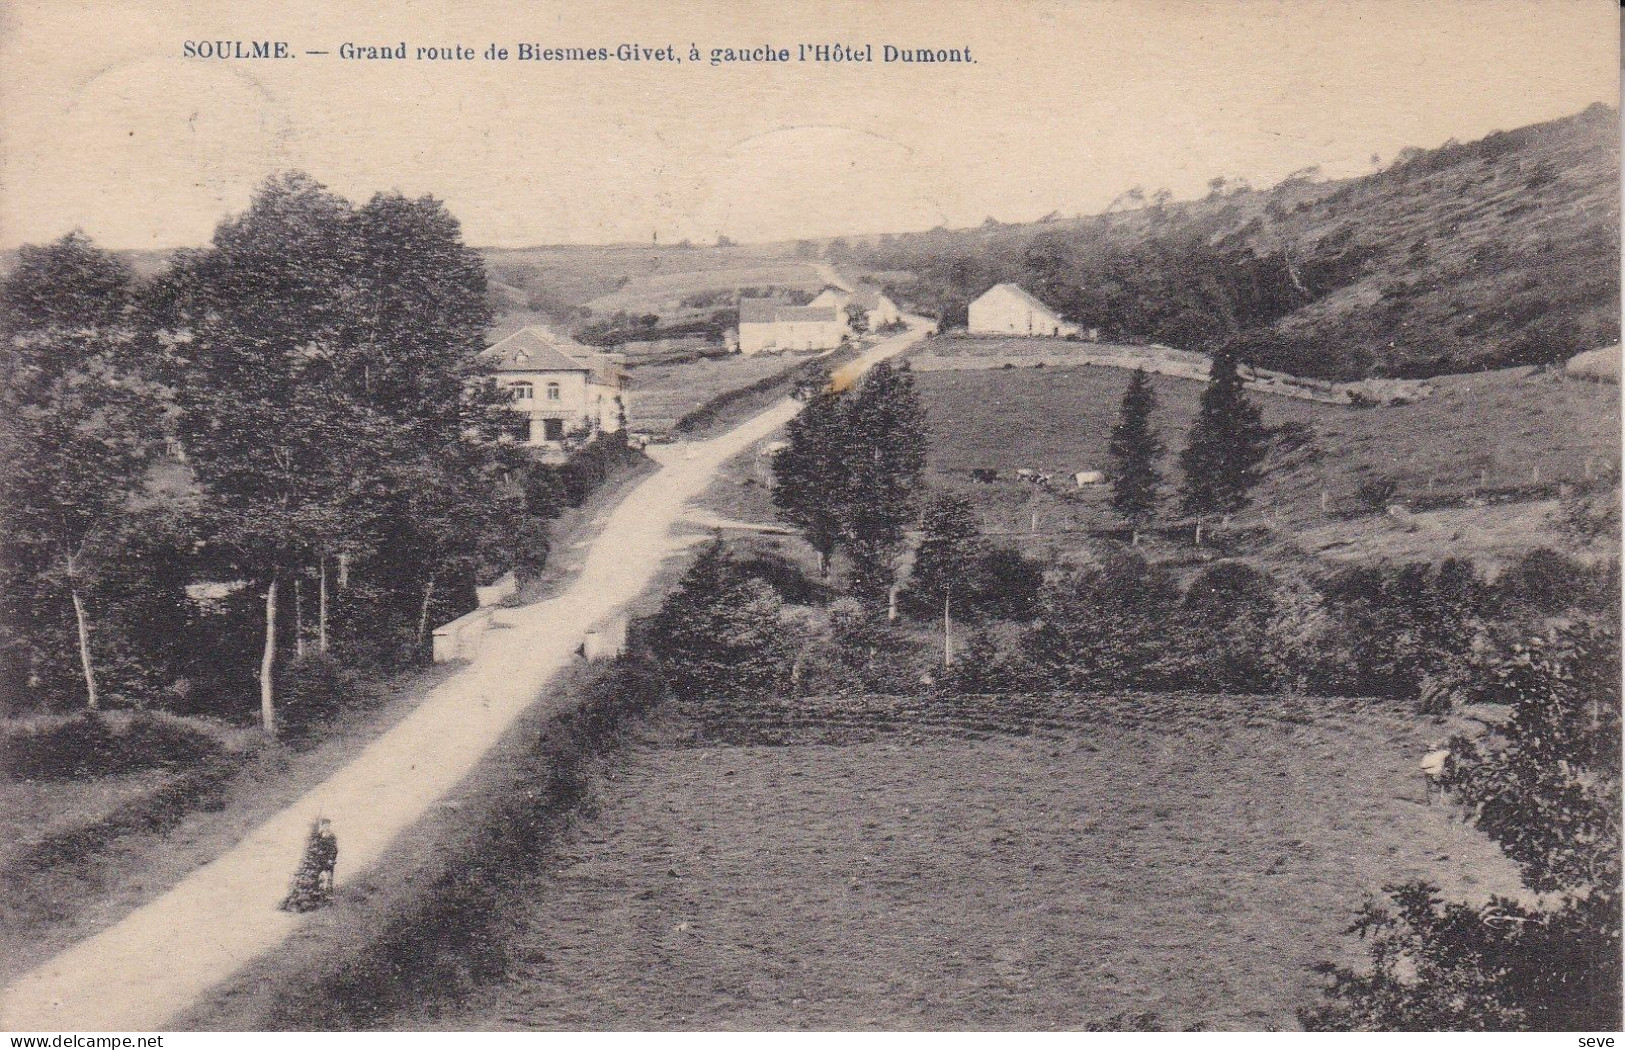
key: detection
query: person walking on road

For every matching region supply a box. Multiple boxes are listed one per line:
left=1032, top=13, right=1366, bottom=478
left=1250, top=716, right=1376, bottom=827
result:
left=279, top=818, right=339, bottom=912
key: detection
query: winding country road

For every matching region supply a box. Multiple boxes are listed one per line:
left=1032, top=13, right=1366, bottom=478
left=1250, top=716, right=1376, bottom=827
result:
left=0, top=319, right=929, bottom=1032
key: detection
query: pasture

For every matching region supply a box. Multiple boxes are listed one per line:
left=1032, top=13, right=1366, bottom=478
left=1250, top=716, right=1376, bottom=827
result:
left=395, top=692, right=1520, bottom=1031
left=910, top=354, right=1619, bottom=566
left=628, top=351, right=826, bottom=433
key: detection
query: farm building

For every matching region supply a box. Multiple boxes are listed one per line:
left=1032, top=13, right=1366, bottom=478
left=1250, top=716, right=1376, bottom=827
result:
left=486, top=326, right=628, bottom=448
left=809, top=286, right=903, bottom=330
left=968, top=283, right=1079, bottom=338
left=738, top=298, right=846, bottom=354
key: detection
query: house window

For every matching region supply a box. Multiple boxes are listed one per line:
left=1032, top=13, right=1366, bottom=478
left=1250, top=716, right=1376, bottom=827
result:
left=546, top=382, right=561, bottom=401
left=510, top=382, right=534, bottom=402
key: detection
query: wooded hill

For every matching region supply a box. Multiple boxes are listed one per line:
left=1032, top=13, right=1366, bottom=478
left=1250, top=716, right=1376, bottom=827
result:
left=843, top=104, right=1620, bottom=380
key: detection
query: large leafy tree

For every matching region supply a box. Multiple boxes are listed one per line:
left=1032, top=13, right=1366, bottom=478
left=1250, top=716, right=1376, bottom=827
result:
left=0, top=234, right=168, bottom=709
left=1305, top=622, right=1621, bottom=1031
left=1178, top=351, right=1270, bottom=525
left=163, top=174, right=397, bottom=734
left=1107, top=369, right=1163, bottom=544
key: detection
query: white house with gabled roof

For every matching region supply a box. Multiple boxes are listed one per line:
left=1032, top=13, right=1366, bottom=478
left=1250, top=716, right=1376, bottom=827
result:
left=808, top=286, right=902, bottom=330
left=968, top=283, right=1079, bottom=337
left=485, top=326, right=627, bottom=448
left=737, top=298, right=845, bottom=355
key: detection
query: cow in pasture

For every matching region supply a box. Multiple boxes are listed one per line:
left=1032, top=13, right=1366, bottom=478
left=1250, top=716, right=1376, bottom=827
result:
left=1014, top=468, right=1037, bottom=481
left=1073, top=470, right=1106, bottom=487
left=970, top=468, right=999, bottom=483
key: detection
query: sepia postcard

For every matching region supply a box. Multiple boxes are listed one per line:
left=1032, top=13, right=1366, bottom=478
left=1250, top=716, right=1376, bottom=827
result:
left=0, top=0, right=1620, bottom=1037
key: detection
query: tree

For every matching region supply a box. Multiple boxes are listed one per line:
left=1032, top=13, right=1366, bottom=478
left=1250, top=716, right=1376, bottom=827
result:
left=0, top=234, right=168, bottom=710
left=1107, top=369, right=1164, bottom=544
left=772, top=388, right=849, bottom=576
left=840, top=361, right=927, bottom=601
left=164, top=174, right=396, bottom=734
left=1178, top=351, right=1270, bottom=530
left=844, top=303, right=870, bottom=337
left=647, top=542, right=797, bottom=703
left=909, top=494, right=985, bottom=653
left=1304, top=623, right=1621, bottom=1031
left=772, top=361, right=926, bottom=602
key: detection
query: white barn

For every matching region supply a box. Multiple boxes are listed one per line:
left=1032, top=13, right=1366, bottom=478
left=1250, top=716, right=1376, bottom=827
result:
left=738, top=299, right=846, bottom=355
left=968, top=283, right=1079, bottom=338
left=486, top=326, right=627, bottom=448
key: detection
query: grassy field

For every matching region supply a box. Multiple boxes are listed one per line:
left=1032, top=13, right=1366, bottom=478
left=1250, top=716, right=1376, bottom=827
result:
left=907, top=348, right=1618, bottom=566
left=628, top=351, right=827, bottom=433
left=384, top=692, right=1519, bottom=1031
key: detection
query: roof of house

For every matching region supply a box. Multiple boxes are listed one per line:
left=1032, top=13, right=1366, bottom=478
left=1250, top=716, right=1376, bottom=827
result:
left=485, top=326, right=626, bottom=384
left=813, top=286, right=891, bottom=311
left=976, top=282, right=1063, bottom=319
left=848, top=287, right=891, bottom=310
left=739, top=299, right=840, bottom=325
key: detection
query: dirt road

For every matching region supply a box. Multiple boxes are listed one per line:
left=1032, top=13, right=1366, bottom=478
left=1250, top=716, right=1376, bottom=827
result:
left=0, top=320, right=928, bottom=1032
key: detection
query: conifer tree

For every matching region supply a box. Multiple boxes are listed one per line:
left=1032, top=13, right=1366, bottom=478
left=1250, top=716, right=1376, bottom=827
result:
left=841, top=360, right=927, bottom=600
left=1107, top=369, right=1163, bottom=545
left=1178, top=351, right=1269, bottom=531
left=771, top=386, right=848, bottom=576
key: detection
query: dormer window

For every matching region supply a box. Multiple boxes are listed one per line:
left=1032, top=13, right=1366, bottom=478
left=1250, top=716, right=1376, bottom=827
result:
left=546, top=382, right=561, bottom=401
left=510, top=382, right=534, bottom=402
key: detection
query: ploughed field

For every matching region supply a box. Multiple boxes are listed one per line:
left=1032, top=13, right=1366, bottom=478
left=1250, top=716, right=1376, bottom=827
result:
left=398, top=692, right=1518, bottom=1031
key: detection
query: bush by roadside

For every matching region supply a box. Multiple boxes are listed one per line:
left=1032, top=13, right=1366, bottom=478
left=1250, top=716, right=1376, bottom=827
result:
left=0, top=710, right=235, bottom=780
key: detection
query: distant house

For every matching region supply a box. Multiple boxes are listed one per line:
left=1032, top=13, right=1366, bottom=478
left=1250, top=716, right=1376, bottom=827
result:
left=968, top=283, right=1079, bottom=337
left=809, top=286, right=902, bottom=330
left=738, top=298, right=845, bottom=355
left=485, top=326, right=627, bottom=447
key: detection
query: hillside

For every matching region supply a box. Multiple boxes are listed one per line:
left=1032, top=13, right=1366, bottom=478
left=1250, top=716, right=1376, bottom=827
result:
left=841, top=104, right=1620, bottom=380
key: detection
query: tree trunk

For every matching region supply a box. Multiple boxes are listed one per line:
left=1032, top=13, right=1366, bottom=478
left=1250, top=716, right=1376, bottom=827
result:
left=1131, top=527, right=1140, bottom=547
left=1194, top=518, right=1204, bottom=546
left=887, top=584, right=899, bottom=623
left=294, top=577, right=305, bottom=661
left=416, top=572, right=437, bottom=649
left=318, top=557, right=329, bottom=654
left=260, top=579, right=278, bottom=737
left=69, top=579, right=99, bottom=711
left=943, top=588, right=954, bottom=668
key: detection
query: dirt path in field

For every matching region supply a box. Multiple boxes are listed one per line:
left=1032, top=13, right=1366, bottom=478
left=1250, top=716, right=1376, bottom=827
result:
left=0, top=320, right=929, bottom=1033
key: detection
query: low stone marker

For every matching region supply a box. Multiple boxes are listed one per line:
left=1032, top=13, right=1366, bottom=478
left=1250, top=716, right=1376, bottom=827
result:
left=432, top=607, right=494, bottom=663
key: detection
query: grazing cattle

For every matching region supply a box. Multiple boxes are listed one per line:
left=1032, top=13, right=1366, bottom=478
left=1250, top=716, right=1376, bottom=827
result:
left=1032, top=472, right=1054, bottom=486
left=1420, top=746, right=1451, bottom=805
left=1014, top=468, right=1037, bottom=481
left=970, top=468, right=999, bottom=483
left=1073, top=470, right=1106, bottom=487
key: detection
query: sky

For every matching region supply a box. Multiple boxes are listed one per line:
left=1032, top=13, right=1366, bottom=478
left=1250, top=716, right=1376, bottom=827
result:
left=0, top=0, right=1617, bottom=250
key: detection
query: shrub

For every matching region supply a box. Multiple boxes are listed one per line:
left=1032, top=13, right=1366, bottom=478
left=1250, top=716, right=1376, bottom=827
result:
left=1304, top=622, right=1621, bottom=1031
left=276, top=654, right=378, bottom=740
left=0, top=710, right=225, bottom=779
left=1178, top=561, right=1280, bottom=691
left=1356, top=475, right=1399, bottom=511
left=1020, top=548, right=1183, bottom=689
